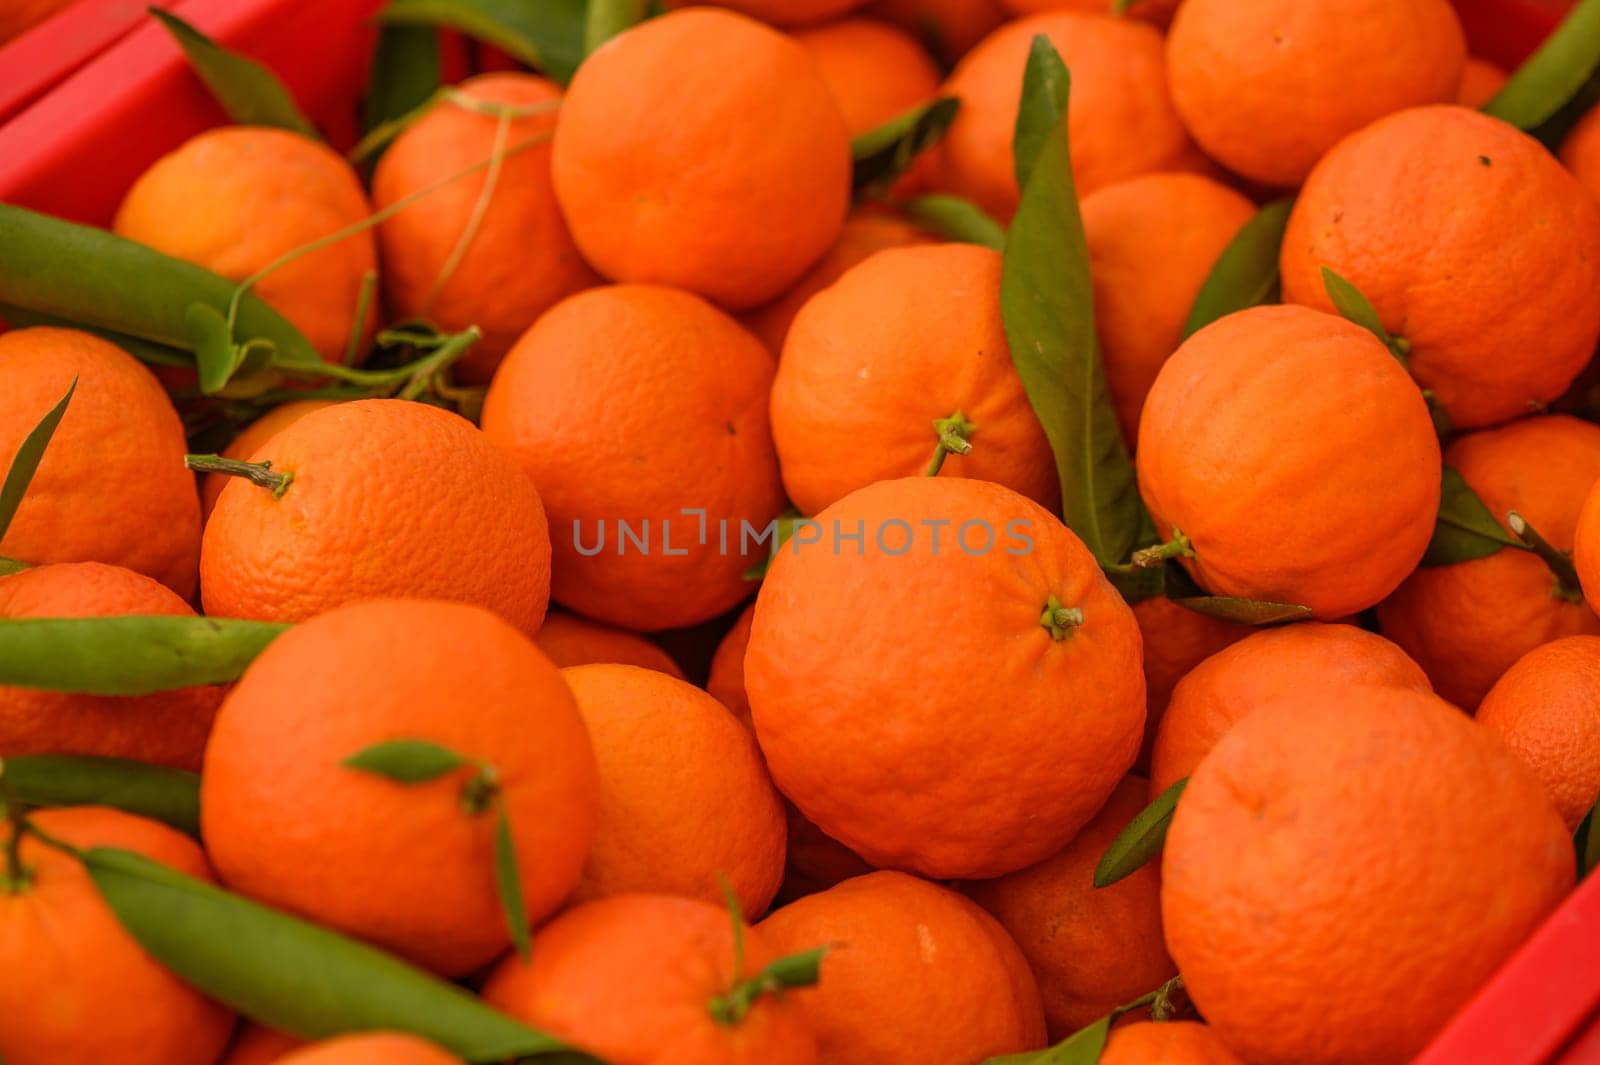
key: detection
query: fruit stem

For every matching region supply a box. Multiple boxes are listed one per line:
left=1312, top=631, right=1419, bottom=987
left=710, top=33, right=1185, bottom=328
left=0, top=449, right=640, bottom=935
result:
left=925, top=410, right=976, bottom=477
left=461, top=763, right=500, bottom=817
left=184, top=454, right=293, bottom=498
left=1131, top=531, right=1194, bottom=569
left=1508, top=511, right=1585, bottom=604
left=1, top=801, right=31, bottom=895
left=1039, top=594, right=1084, bottom=640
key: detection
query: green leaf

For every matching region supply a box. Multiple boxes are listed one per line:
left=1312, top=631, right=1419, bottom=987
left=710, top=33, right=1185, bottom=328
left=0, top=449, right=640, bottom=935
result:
left=984, top=1015, right=1111, bottom=1064
left=0, top=559, right=27, bottom=576
left=1421, top=466, right=1524, bottom=566
left=851, top=97, right=960, bottom=194
left=494, top=806, right=532, bottom=961
left=1181, top=199, right=1292, bottom=340
left=901, top=194, right=1006, bottom=250
left=0, top=616, right=288, bottom=696
left=78, top=847, right=595, bottom=1062
left=0, top=306, right=193, bottom=367
left=364, top=25, right=440, bottom=142
left=584, top=0, right=647, bottom=57
left=1001, top=40, right=1144, bottom=569
left=380, top=0, right=587, bottom=85
left=1320, top=266, right=1405, bottom=359
left=0, top=378, right=73, bottom=545
left=1010, top=36, right=1069, bottom=190
left=183, top=302, right=241, bottom=395
left=149, top=9, right=318, bottom=137
left=1170, top=597, right=1311, bottom=625
left=1483, top=0, right=1600, bottom=131
left=1577, top=798, right=1598, bottom=877
left=0, top=755, right=200, bottom=835
left=1093, top=777, right=1186, bottom=888
left=341, top=740, right=468, bottom=784
left=0, top=204, right=321, bottom=366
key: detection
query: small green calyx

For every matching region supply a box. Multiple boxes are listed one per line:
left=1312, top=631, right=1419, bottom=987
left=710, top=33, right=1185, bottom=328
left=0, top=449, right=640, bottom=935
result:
left=1039, top=595, right=1085, bottom=641
left=706, top=877, right=827, bottom=1028
left=1131, top=530, right=1195, bottom=570
left=461, top=765, right=500, bottom=817
left=926, top=410, right=976, bottom=477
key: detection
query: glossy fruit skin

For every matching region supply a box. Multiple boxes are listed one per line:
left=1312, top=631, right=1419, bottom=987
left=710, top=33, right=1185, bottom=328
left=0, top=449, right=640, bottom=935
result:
left=201, top=599, right=599, bottom=976
left=865, top=0, right=1005, bottom=60
left=1131, top=596, right=1249, bottom=771
left=760, top=871, right=1044, bottom=1064
left=1166, top=0, right=1465, bottom=187
left=273, top=1034, right=462, bottom=1064
left=1457, top=56, right=1508, bottom=107
left=936, top=13, right=1194, bottom=218
left=1137, top=305, right=1441, bottom=619
left=561, top=664, right=787, bottom=918
left=1477, top=635, right=1600, bottom=831
left=201, top=400, right=336, bottom=519
left=1080, top=172, right=1256, bottom=447
left=1377, top=415, right=1600, bottom=709
left=1562, top=102, right=1600, bottom=204
left=0, top=562, right=224, bottom=769
left=535, top=612, right=684, bottom=678
left=769, top=243, right=1058, bottom=516
left=552, top=9, right=851, bottom=309
left=1164, top=688, right=1573, bottom=1065
left=201, top=399, right=552, bottom=636
left=1281, top=105, right=1600, bottom=430
left=964, top=777, right=1175, bottom=1039
left=1149, top=622, right=1432, bottom=796
left=667, top=0, right=866, bottom=24
left=0, top=328, right=200, bottom=596
left=746, top=476, right=1145, bottom=879
left=373, top=73, right=598, bottom=384
left=481, top=284, right=783, bottom=630
left=0, top=807, right=235, bottom=1065
left=793, top=18, right=940, bottom=137
left=1099, top=1022, right=1245, bottom=1065
left=743, top=213, right=931, bottom=354
left=114, top=127, right=376, bottom=363
left=483, top=894, right=818, bottom=1065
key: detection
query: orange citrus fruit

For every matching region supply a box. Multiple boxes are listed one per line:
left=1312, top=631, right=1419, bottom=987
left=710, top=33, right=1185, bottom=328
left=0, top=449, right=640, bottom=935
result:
left=273, top=1034, right=461, bottom=1064
left=200, top=399, right=335, bottom=519
left=534, top=612, right=684, bottom=678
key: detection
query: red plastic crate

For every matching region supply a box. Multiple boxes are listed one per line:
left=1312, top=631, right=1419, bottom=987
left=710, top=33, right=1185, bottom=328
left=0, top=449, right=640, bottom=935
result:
left=0, top=1, right=1596, bottom=1061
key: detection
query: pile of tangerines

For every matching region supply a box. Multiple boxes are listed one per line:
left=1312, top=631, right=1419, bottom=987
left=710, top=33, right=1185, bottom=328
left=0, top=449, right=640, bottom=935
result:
left=3, top=0, right=1600, bottom=1063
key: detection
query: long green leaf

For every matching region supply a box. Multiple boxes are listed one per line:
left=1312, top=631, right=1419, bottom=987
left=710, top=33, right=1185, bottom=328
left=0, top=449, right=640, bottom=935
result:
left=343, top=740, right=468, bottom=783
left=1001, top=38, right=1143, bottom=568
left=0, top=616, right=288, bottom=696
left=1011, top=38, right=1069, bottom=190
left=1421, top=466, right=1524, bottom=567
left=150, top=9, right=318, bottom=137
left=0, top=306, right=192, bottom=367
left=1320, top=266, right=1395, bottom=348
left=364, top=25, right=441, bottom=141
left=0, top=205, right=320, bottom=365
left=902, top=195, right=1005, bottom=250
left=851, top=97, right=960, bottom=194
left=1484, top=0, right=1600, bottom=131
left=1171, top=597, right=1311, bottom=625
left=1094, top=777, right=1186, bottom=888
left=0, top=755, right=200, bottom=835
left=80, top=847, right=595, bottom=1062
left=1181, top=199, right=1292, bottom=339
left=494, top=807, right=532, bottom=961
left=583, top=0, right=647, bottom=57
left=0, top=379, right=73, bottom=545
left=380, top=0, right=587, bottom=85
left=984, top=1016, right=1111, bottom=1065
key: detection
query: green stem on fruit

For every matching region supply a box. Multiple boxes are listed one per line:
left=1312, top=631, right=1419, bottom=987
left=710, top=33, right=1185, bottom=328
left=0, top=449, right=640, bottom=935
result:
left=461, top=764, right=500, bottom=817
left=423, top=107, right=512, bottom=315
left=1039, top=594, right=1084, bottom=640
left=184, top=455, right=293, bottom=498
left=1114, top=973, right=1186, bottom=1025
left=341, top=270, right=378, bottom=367
left=925, top=410, right=976, bottom=477
left=1, top=801, right=31, bottom=895
left=1131, top=531, right=1194, bottom=569
left=1508, top=510, right=1585, bottom=604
